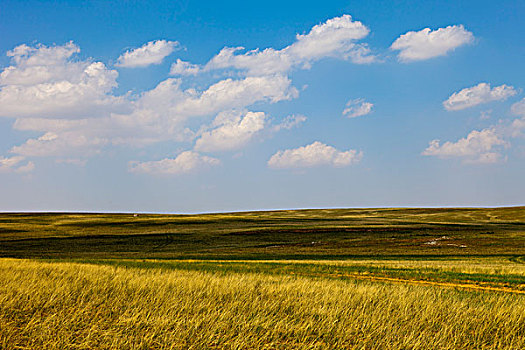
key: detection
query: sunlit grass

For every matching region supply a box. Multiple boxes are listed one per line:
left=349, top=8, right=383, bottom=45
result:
left=71, top=257, right=525, bottom=291
left=1, top=258, right=524, bottom=349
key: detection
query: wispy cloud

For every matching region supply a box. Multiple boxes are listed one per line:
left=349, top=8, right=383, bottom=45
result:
left=204, top=15, right=375, bottom=76
left=129, top=151, right=220, bottom=175
left=342, top=98, right=373, bottom=118
left=443, top=83, right=516, bottom=111
left=391, top=25, right=474, bottom=62
left=0, top=156, right=34, bottom=173
left=116, top=40, right=179, bottom=68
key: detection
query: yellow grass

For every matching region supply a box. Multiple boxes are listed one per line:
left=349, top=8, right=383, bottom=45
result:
left=1, top=258, right=524, bottom=349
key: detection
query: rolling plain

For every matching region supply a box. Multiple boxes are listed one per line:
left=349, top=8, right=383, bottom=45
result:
left=1, top=207, right=524, bottom=349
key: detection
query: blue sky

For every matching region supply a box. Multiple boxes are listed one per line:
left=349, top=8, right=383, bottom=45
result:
left=0, top=0, right=524, bottom=212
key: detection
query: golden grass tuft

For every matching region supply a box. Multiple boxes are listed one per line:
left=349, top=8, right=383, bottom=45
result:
left=1, top=258, right=524, bottom=349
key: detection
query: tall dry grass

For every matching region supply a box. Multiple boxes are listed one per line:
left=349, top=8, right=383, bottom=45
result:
left=0, top=258, right=524, bottom=349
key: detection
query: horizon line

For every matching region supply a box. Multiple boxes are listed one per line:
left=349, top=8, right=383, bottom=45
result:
left=0, top=204, right=523, bottom=216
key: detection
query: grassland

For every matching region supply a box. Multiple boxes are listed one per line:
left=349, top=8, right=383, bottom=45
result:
left=1, top=259, right=525, bottom=349
left=1, top=207, right=524, bottom=259
left=0, top=207, right=524, bottom=349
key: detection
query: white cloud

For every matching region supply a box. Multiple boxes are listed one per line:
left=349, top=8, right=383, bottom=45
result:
left=10, top=130, right=108, bottom=158
left=1, top=42, right=80, bottom=86
left=0, top=33, right=329, bottom=171
left=13, top=117, right=89, bottom=132
left=0, top=156, right=34, bottom=173
left=422, top=128, right=508, bottom=164
left=116, top=40, right=179, bottom=68
left=194, top=111, right=307, bottom=153
left=9, top=117, right=114, bottom=159
left=443, top=83, right=517, bottom=111
left=170, top=59, right=200, bottom=76
left=268, top=141, right=362, bottom=169
left=272, top=114, right=307, bottom=131
left=391, top=25, right=474, bottom=62
left=173, top=75, right=298, bottom=117
left=509, top=98, right=525, bottom=137
left=1, top=18, right=369, bottom=168
left=205, top=15, right=374, bottom=76
left=424, top=98, right=525, bottom=163
left=286, top=14, right=372, bottom=62
left=510, top=118, right=525, bottom=138
left=9, top=109, right=192, bottom=159
left=0, top=42, right=126, bottom=119
left=342, top=98, right=373, bottom=118
left=195, top=110, right=267, bottom=152
left=511, top=97, right=525, bottom=117
left=129, top=151, right=220, bottom=175
left=207, top=47, right=293, bottom=76
left=6, top=71, right=299, bottom=159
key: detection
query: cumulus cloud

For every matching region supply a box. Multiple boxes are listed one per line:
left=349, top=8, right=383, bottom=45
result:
left=116, top=40, right=179, bottom=68
left=0, top=42, right=126, bottom=119
left=289, top=15, right=372, bottom=62
left=342, top=98, right=373, bottom=118
left=205, top=15, right=374, bottom=76
left=0, top=156, right=34, bottom=173
left=1, top=42, right=80, bottom=86
left=443, top=83, right=517, bottom=111
left=194, top=111, right=307, bottom=153
left=422, top=128, right=508, bottom=164
left=391, top=25, right=474, bottom=62
left=5, top=70, right=299, bottom=159
left=129, top=151, right=220, bottom=175
left=170, top=59, right=200, bottom=76
left=1, top=22, right=364, bottom=174
left=195, top=110, right=267, bottom=152
left=0, top=16, right=372, bottom=170
left=424, top=97, right=525, bottom=163
left=173, top=75, right=298, bottom=117
left=268, top=141, right=362, bottom=169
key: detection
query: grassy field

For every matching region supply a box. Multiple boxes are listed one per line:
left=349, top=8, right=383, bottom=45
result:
left=1, top=207, right=524, bottom=259
left=0, top=207, right=524, bottom=349
left=1, top=259, right=524, bottom=349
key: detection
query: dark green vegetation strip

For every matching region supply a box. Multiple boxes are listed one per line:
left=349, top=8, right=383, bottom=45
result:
left=0, top=207, right=524, bottom=259
left=55, top=258, right=525, bottom=291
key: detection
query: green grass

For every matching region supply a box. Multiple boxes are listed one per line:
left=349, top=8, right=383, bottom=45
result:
left=59, top=257, right=525, bottom=292
left=2, top=207, right=525, bottom=290
left=1, top=207, right=524, bottom=259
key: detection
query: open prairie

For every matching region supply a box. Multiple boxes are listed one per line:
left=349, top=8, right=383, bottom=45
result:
left=1, top=207, right=525, bottom=259
left=1, top=207, right=524, bottom=349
